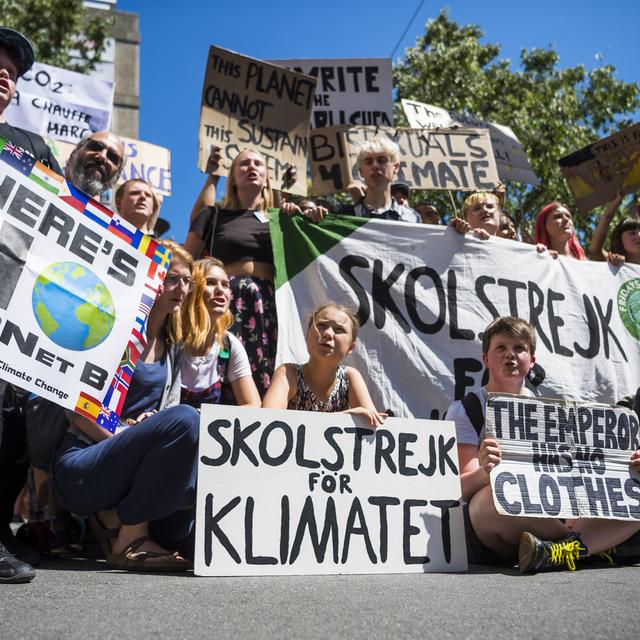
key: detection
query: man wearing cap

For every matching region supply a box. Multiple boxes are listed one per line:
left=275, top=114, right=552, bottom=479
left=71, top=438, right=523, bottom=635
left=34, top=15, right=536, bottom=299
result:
left=340, top=137, right=419, bottom=223
left=391, top=181, right=411, bottom=207
left=0, top=26, right=61, bottom=173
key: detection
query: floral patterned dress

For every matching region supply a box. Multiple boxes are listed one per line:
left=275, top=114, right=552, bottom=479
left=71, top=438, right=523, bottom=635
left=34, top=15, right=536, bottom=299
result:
left=229, top=275, right=277, bottom=398
left=287, top=365, right=349, bottom=412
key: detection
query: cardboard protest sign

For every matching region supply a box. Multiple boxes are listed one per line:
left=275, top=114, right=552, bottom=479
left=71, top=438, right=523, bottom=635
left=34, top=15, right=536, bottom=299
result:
left=6, top=62, right=114, bottom=144
left=401, top=99, right=538, bottom=185
left=271, top=215, right=640, bottom=419
left=195, top=406, right=467, bottom=576
left=309, top=126, right=499, bottom=196
left=0, top=137, right=169, bottom=431
left=485, top=394, right=640, bottom=520
left=271, top=58, right=393, bottom=129
left=198, top=46, right=316, bottom=196
left=120, top=138, right=171, bottom=197
left=45, top=136, right=172, bottom=197
left=559, top=124, right=640, bottom=213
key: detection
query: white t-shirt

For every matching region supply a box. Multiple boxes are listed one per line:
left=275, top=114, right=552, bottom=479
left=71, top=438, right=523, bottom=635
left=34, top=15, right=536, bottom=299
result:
left=181, top=333, right=251, bottom=393
left=446, top=387, right=534, bottom=447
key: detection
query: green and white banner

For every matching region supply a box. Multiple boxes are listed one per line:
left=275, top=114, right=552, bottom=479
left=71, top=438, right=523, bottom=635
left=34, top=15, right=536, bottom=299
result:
left=271, top=213, right=640, bottom=418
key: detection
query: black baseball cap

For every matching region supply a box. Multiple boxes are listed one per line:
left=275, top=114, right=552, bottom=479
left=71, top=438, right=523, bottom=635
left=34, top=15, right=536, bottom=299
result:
left=0, top=27, right=35, bottom=77
left=391, top=181, right=410, bottom=198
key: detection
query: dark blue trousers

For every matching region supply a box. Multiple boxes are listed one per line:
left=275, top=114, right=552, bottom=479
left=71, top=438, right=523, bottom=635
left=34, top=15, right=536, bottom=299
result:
left=53, top=405, right=199, bottom=549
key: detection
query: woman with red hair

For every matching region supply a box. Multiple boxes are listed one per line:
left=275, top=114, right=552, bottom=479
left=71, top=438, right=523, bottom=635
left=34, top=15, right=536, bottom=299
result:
left=534, top=202, right=587, bottom=260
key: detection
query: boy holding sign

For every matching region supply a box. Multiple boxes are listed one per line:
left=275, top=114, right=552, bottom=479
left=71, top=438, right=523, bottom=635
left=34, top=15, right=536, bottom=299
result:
left=448, top=316, right=640, bottom=573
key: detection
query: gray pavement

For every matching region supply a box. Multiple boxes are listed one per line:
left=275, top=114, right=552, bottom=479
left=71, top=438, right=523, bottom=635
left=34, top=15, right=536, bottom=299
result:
left=1, top=555, right=639, bottom=639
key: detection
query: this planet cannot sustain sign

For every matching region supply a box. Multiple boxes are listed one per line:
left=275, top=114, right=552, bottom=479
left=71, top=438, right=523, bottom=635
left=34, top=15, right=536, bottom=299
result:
left=31, top=261, right=116, bottom=351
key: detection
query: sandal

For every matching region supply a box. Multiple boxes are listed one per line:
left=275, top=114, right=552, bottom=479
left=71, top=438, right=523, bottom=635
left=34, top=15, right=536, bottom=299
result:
left=106, top=536, right=191, bottom=572
left=88, top=514, right=119, bottom=558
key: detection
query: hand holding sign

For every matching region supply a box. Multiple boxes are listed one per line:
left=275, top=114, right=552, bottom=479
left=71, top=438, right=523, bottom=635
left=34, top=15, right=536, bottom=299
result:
left=478, top=437, right=502, bottom=473
left=485, top=394, right=640, bottom=521
left=343, top=406, right=388, bottom=428
left=198, top=46, right=316, bottom=197
left=281, top=164, right=297, bottom=191
left=205, top=146, right=223, bottom=175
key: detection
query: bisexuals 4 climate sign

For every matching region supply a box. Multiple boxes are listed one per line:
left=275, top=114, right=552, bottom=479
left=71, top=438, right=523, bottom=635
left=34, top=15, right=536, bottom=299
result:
left=309, top=125, right=499, bottom=196
left=0, top=138, right=169, bottom=429
left=270, top=213, right=640, bottom=419
left=195, top=406, right=467, bottom=576
left=486, top=394, right=640, bottom=520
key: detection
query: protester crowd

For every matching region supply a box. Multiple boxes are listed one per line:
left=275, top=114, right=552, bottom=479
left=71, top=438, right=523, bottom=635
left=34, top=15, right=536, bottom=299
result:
left=1, top=26, right=639, bottom=584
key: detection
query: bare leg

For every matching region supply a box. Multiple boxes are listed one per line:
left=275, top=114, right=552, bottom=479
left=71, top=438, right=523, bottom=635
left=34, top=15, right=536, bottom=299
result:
left=470, top=486, right=570, bottom=557
left=97, top=508, right=121, bottom=530
left=471, top=486, right=640, bottom=557
left=569, top=520, right=640, bottom=555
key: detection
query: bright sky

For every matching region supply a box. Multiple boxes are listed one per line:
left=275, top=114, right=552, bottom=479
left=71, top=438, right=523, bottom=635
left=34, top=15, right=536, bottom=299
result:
left=116, top=0, right=639, bottom=241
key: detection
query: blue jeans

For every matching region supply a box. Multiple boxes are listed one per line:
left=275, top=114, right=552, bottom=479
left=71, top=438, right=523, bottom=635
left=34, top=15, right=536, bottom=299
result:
left=53, top=405, right=199, bottom=548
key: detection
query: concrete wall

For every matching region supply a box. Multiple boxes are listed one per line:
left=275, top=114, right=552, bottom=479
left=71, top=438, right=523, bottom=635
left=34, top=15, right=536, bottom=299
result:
left=111, top=10, right=140, bottom=139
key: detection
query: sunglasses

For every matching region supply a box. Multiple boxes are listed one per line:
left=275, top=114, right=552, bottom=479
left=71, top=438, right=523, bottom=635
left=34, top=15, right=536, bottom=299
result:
left=85, top=139, right=123, bottom=166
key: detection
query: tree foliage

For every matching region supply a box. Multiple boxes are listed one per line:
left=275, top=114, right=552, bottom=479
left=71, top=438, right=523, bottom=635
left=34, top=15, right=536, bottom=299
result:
left=0, top=0, right=112, bottom=74
left=393, top=10, right=640, bottom=237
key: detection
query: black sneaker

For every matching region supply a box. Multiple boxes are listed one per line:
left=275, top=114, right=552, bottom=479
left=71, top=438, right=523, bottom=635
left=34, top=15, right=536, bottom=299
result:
left=519, top=531, right=588, bottom=573
left=0, top=541, right=35, bottom=583
left=0, top=529, right=42, bottom=567
left=593, top=530, right=640, bottom=566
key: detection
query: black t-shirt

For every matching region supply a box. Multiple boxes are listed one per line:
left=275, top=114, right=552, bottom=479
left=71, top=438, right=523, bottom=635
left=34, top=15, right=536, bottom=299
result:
left=0, top=122, right=63, bottom=175
left=190, top=207, right=273, bottom=265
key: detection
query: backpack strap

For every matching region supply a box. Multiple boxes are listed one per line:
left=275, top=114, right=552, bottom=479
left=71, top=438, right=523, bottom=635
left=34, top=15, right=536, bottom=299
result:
left=216, top=333, right=230, bottom=383
left=461, top=392, right=485, bottom=437
left=217, top=334, right=238, bottom=406
left=202, top=206, right=220, bottom=257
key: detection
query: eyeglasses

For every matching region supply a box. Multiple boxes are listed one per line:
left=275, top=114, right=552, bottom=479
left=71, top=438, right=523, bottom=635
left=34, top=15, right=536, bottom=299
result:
left=85, top=139, right=123, bottom=166
left=164, top=274, right=194, bottom=291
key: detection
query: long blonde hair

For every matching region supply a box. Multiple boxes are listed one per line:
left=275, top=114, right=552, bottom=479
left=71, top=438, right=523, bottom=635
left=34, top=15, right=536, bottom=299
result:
left=223, top=148, right=274, bottom=212
left=182, top=257, right=233, bottom=354
left=160, top=240, right=193, bottom=344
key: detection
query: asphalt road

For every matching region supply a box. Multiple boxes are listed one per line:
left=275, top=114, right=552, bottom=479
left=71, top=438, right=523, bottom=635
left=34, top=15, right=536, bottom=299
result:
left=1, top=556, right=639, bottom=639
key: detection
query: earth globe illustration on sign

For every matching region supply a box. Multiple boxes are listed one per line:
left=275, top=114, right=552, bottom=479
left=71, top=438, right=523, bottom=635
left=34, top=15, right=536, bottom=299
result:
left=628, top=290, right=640, bottom=329
left=32, top=261, right=116, bottom=351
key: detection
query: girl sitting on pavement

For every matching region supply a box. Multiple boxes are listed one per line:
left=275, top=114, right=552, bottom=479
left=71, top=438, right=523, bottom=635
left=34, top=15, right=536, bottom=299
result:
left=262, top=303, right=386, bottom=428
